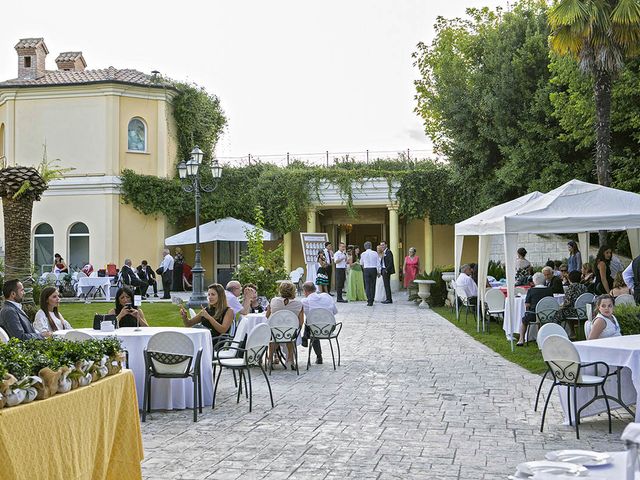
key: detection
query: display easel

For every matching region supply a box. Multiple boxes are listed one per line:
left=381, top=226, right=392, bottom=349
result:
left=299, top=232, right=329, bottom=283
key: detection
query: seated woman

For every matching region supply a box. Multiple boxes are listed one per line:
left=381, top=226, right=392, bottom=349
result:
left=109, top=286, right=149, bottom=328
left=53, top=253, right=68, bottom=274
left=33, top=286, right=73, bottom=333
left=587, top=294, right=621, bottom=339
left=266, top=280, right=304, bottom=369
left=559, top=270, right=588, bottom=338
left=581, top=263, right=595, bottom=288
left=609, top=272, right=631, bottom=298
left=180, top=283, right=233, bottom=340
left=517, top=272, right=553, bottom=346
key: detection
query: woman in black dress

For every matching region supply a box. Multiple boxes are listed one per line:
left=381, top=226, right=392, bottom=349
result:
left=594, top=245, right=614, bottom=294
left=109, top=286, right=149, bottom=327
left=180, top=283, right=234, bottom=338
left=172, top=248, right=185, bottom=292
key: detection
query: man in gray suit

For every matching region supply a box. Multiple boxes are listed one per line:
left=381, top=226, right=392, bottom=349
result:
left=0, top=279, right=48, bottom=340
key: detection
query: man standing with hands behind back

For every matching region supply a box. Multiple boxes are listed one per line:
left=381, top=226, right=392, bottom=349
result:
left=360, top=241, right=379, bottom=306
left=333, top=242, right=348, bottom=303
left=159, top=248, right=174, bottom=299
left=380, top=241, right=395, bottom=304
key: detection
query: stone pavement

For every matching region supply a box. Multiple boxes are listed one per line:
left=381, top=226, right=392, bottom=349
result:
left=141, top=296, right=629, bottom=479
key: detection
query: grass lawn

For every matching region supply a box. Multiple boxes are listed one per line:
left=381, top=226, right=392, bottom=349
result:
left=61, top=302, right=184, bottom=329
left=432, top=306, right=546, bottom=374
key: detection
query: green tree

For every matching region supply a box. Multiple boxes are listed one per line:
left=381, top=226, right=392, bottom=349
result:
left=548, top=0, right=640, bottom=243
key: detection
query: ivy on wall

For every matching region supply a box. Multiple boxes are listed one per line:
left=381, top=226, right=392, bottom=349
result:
left=120, top=159, right=473, bottom=234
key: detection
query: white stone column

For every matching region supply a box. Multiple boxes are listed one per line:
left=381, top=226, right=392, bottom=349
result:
left=283, top=232, right=292, bottom=273
left=306, top=207, right=317, bottom=233
left=388, top=205, right=400, bottom=291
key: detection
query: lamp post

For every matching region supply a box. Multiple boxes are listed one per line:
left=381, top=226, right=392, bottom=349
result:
left=177, top=146, right=223, bottom=307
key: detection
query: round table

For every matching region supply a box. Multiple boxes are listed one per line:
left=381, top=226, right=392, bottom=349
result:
left=54, top=327, right=213, bottom=410
left=502, top=293, right=565, bottom=340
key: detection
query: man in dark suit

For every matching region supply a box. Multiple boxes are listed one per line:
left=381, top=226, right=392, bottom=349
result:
left=380, top=241, right=395, bottom=304
left=543, top=266, right=564, bottom=294
left=137, top=260, right=158, bottom=298
left=121, top=259, right=148, bottom=297
left=0, top=280, right=48, bottom=340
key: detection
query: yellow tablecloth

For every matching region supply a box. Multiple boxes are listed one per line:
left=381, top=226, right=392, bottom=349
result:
left=0, top=370, right=143, bottom=480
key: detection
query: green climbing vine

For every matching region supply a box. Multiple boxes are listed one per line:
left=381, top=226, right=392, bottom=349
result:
left=120, top=158, right=473, bottom=234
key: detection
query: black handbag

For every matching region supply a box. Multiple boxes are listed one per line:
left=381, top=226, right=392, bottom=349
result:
left=155, top=267, right=163, bottom=275
left=93, top=314, right=118, bottom=330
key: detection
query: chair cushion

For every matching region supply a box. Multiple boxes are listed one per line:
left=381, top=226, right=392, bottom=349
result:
left=579, top=375, right=605, bottom=384
left=219, top=358, right=247, bottom=368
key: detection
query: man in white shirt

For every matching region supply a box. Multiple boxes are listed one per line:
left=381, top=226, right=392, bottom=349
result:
left=333, top=242, right=348, bottom=303
left=360, top=241, right=379, bottom=306
left=456, top=264, right=478, bottom=302
left=301, top=281, right=338, bottom=364
left=623, top=254, right=640, bottom=302
left=225, top=280, right=255, bottom=316
left=160, top=248, right=174, bottom=299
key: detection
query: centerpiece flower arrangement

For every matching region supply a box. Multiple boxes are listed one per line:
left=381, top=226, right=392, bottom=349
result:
left=0, top=336, right=125, bottom=409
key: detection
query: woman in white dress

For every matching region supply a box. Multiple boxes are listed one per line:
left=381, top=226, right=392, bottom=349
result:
left=375, top=245, right=386, bottom=302
left=587, top=294, right=621, bottom=340
left=33, top=287, right=73, bottom=333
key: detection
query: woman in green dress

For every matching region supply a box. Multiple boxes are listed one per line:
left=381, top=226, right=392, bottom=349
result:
left=346, top=246, right=366, bottom=301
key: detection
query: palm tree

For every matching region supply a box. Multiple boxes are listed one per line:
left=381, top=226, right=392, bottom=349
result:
left=549, top=0, right=640, bottom=244
left=0, top=165, right=48, bottom=303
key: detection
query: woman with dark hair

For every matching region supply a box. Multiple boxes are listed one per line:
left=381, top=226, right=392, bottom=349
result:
left=515, top=248, right=530, bottom=271
left=567, top=241, right=582, bottom=273
left=52, top=253, right=68, bottom=273
left=594, top=245, right=614, bottom=294
left=109, top=286, right=149, bottom=327
left=610, top=272, right=631, bottom=298
left=315, top=251, right=330, bottom=293
left=180, top=283, right=233, bottom=336
left=559, top=270, right=588, bottom=337
left=33, top=287, right=72, bottom=333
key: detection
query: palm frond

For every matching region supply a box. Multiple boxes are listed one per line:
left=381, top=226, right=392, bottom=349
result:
left=37, top=143, right=74, bottom=184
left=12, top=180, right=31, bottom=199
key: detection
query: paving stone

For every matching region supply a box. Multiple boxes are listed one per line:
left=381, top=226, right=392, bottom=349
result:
left=141, top=296, right=627, bottom=479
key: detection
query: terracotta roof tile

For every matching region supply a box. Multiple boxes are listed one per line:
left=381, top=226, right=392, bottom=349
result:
left=0, top=67, right=172, bottom=89
left=15, top=38, right=48, bottom=52
left=55, top=51, right=84, bottom=62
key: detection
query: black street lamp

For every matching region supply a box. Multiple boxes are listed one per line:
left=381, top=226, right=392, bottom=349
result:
left=177, top=146, right=223, bottom=307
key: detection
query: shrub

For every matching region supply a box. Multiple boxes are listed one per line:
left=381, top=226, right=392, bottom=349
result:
left=487, top=260, right=505, bottom=281
left=616, top=304, right=640, bottom=335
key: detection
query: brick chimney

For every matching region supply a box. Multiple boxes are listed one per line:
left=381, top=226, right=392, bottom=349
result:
left=15, top=38, right=49, bottom=80
left=55, top=52, right=87, bottom=72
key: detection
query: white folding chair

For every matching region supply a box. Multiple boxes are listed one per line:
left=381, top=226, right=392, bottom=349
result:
left=523, top=297, right=559, bottom=345
left=44, top=272, right=58, bottom=286
left=65, top=330, right=94, bottom=342
left=142, top=331, right=202, bottom=422
left=615, top=294, right=636, bottom=306
left=534, top=323, right=568, bottom=411
left=455, top=285, right=474, bottom=323
left=484, top=288, right=505, bottom=328
left=306, top=309, right=342, bottom=370
left=267, top=310, right=301, bottom=375
left=0, top=327, right=9, bottom=343
left=540, top=335, right=611, bottom=439
left=564, top=292, right=595, bottom=340
left=212, top=323, right=274, bottom=412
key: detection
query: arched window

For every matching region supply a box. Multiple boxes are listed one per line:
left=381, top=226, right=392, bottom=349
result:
left=34, top=223, right=54, bottom=274
left=68, top=222, right=90, bottom=271
left=127, top=117, right=147, bottom=152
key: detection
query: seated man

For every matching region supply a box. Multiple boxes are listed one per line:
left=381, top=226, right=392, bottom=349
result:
left=517, top=272, right=553, bottom=346
left=543, top=266, right=564, bottom=294
left=301, top=281, right=338, bottom=365
left=456, top=264, right=478, bottom=305
left=225, top=280, right=255, bottom=317
left=120, top=258, right=148, bottom=297
left=137, top=260, right=158, bottom=298
left=0, top=280, right=49, bottom=340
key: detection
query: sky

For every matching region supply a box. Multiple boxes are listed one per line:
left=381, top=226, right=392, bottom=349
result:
left=0, top=0, right=508, bottom=161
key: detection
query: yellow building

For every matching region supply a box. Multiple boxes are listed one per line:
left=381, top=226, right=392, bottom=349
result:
left=0, top=38, right=177, bottom=273
left=0, top=37, right=474, bottom=287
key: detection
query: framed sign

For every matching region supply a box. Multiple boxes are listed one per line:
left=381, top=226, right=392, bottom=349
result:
left=300, top=232, right=329, bottom=264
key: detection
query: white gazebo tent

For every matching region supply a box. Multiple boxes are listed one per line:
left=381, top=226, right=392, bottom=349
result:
left=164, top=217, right=276, bottom=245
left=455, top=179, right=640, bottom=350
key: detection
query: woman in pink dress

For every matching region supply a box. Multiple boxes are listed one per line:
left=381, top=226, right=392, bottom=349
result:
left=403, top=247, right=420, bottom=288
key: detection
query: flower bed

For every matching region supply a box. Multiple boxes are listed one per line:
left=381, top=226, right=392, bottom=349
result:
left=0, top=336, right=125, bottom=409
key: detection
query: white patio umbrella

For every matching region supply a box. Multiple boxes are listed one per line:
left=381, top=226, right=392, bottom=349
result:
left=164, top=217, right=276, bottom=245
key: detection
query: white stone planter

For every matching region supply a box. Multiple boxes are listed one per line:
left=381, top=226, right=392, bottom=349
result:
left=441, top=272, right=455, bottom=283
left=414, top=280, right=436, bottom=309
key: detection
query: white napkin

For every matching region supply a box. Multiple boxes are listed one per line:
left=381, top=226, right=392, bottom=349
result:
left=622, top=423, right=640, bottom=444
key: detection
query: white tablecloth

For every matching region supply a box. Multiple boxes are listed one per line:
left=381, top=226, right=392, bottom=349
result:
left=556, top=335, right=640, bottom=422
left=76, top=277, right=113, bottom=301
left=55, top=327, right=213, bottom=410
left=503, top=293, right=565, bottom=340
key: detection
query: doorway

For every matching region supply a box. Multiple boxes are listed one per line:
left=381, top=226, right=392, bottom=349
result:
left=346, top=224, right=384, bottom=249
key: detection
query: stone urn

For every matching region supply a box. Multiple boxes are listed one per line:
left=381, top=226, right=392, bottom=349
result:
left=414, top=279, right=436, bottom=309
left=441, top=272, right=456, bottom=307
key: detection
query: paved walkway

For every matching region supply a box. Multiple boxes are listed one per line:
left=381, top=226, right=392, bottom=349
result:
left=141, top=297, right=627, bottom=479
